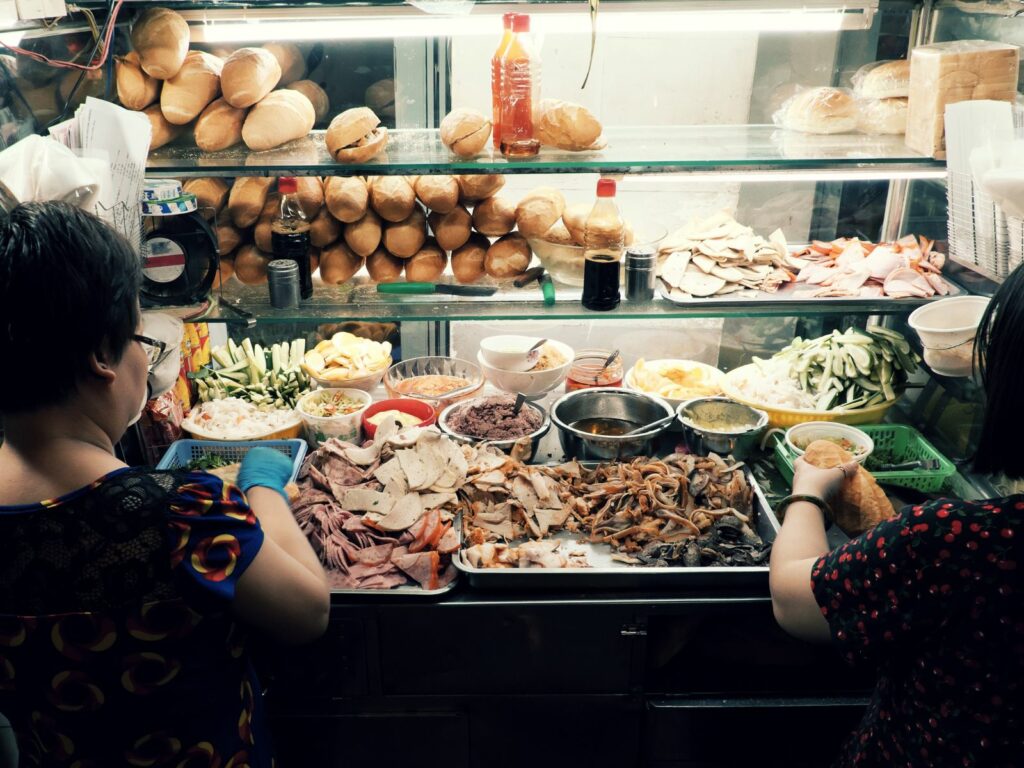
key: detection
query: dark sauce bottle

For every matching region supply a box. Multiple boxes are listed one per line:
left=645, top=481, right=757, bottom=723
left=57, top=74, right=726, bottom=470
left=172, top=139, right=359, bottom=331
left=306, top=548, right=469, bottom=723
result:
left=581, top=178, right=623, bottom=311
left=271, top=176, right=313, bottom=299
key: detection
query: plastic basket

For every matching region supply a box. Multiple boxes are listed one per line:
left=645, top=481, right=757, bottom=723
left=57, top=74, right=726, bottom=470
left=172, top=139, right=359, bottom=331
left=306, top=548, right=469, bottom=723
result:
left=155, top=439, right=307, bottom=483
left=773, top=424, right=957, bottom=493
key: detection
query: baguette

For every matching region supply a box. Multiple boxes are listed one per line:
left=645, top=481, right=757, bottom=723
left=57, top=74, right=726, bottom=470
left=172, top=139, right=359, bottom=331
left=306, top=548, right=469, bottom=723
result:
left=228, top=177, right=274, bottom=228
left=369, top=176, right=416, bottom=222
left=326, top=107, right=388, bottom=163
left=366, top=248, right=405, bottom=283
left=242, top=90, right=315, bottom=151
left=160, top=51, right=223, bottom=125
left=404, top=239, right=448, bottom=282
left=451, top=233, right=489, bottom=284
left=440, top=108, right=492, bottom=157
left=320, top=241, right=364, bottom=284
left=473, top=195, right=516, bottom=237
left=485, top=233, right=531, bottom=279
left=214, top=208, right=243, bottom=254
left=457, top=174, right=505, bottom=203
left=324, top=176, right=369, bottom=223
left=194, top=98, right=247, bottom=152
left=262, top=42, right=306, bottom=86
left=344, top=210, right=383, bottom=258
left=130, top=7, right=189, bottom=80
left=253, top=193, right=280, bottom=253
left=183, top=177, right=230, bottom=218
left=143, top=104, right=185, bottom=150
left=286, top=80, right=329, bottom=123
left=233, top=244, right=272, bottom=285
left=428, top=205, right=472, bottom=252
left=414, top=175, right=460, bottom=214
left=383, top=207, right=427, bottom=259
left=310, top=207, right=342, bottom=248
left=221, top=47, right=282, bottom=109
left=515, top=187, right=566, bottom=238
left=294, top=176, right=324, bottom=219
left=116, top=51, right=159, bottom=111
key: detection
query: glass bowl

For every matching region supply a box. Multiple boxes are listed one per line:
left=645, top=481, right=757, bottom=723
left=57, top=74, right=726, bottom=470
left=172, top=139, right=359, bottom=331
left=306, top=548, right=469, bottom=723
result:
left=383, top=356, right=485, bottom=415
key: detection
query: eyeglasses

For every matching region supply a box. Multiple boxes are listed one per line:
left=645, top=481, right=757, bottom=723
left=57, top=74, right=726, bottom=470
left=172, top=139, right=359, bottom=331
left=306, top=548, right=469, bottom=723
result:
left=132, top=334, right=172, bottom=370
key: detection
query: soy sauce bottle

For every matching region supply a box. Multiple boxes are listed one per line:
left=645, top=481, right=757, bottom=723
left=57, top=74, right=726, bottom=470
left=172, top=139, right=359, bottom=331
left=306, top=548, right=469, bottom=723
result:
left=581, top=178, right=624, bottom=311
left=271, top=176, right=313, bottom=299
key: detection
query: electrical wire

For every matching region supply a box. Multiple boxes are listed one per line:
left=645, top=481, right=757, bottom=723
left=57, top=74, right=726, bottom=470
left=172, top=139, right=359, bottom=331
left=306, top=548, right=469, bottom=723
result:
left=0, top=0, right=124, bottom=71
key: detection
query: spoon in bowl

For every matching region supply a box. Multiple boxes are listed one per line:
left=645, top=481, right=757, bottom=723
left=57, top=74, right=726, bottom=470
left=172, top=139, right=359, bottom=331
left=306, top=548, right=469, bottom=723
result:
left=621, top=412, right=676, bottom=437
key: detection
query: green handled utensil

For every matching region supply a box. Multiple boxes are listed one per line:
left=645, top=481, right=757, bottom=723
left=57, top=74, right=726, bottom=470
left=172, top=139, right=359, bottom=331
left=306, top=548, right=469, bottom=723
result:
left=377, top=282, right=498, bottom=297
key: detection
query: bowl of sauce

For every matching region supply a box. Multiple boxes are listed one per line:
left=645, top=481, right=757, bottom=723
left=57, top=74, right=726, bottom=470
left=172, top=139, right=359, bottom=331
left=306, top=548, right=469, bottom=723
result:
left=676, top=397, right=769, bottom=459
left=383, top=356, right=485, bottom=415
left=551, top=387, right=674, bottom=460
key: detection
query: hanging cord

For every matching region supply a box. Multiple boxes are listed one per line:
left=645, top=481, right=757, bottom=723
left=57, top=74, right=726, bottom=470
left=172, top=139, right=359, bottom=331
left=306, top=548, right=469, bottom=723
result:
left=0, top=0, right=124, bottom=71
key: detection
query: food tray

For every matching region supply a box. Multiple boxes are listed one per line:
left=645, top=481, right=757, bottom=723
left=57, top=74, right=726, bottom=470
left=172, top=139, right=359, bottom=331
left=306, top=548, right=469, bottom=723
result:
left=327, top=580, right=459, bottom=599
left=454, top=465, right=778, bottom=589
left=156, top=439, right=307, bottom=483
left=773, top=424, right=957, bottom=493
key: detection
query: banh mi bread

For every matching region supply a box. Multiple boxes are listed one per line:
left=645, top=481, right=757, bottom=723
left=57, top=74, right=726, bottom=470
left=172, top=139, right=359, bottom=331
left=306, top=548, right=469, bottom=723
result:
left=160, top=51, right=223, bottom=125
left=326, top=107, right=388, bottom=163
left=440, top=107, right=492, bottom=157
left=801, top=439, right=896, bottom=537
left=205, top=462, right=301, bottom=503
left=369, top=176, right=416, bottom=223
left=214, top=208, right=243, bottom=254
left=365, top=248, right=404, bottom=283
left=451, top=233, right=489, bottom=284
left=228, top=176, right=274, bottom=228
left=382, top=208, right=427, bottom=259
left=456, top=174, right=505, bottom=203
left=253, top=193, right=280, bottom=253
left=310, top=207, right=342, bottom=248
left=233, top=244, right=272, bottom=285
left=404, top=239, right=448, bottom=282
left=413, top=175, right=459, bottom=214
left=309, top=247, right=321, bottom=275
left=428, top=205, right=472, bottom=252
left=143, top=104, right=185, bottom=150
left=325, top=176, right=369, bottom=223
left=262, top=42, right=306, bottom=86
left=213, top=253, right=234, bottom=288
left=533, top=99, right=604, bottom=151
left=293, top=176, right=324, bottom=219
left=344, top=209, right=383, bottom=257
left=561, top=202, right=590, bottom=245
left=319, top=241, right=364, bottom=284
left=540, top=220, right=575, bottom=246
left=221, top=48, right=282, bottom=109
left=194, top=98, right=247, bottom=152
left=286, top=80, right=330, bottom=123
left=472, top=196, right=516, bottom=237
left=115, top=52, right=159, bottom=111
left=182, top=178, right=230, bottom=218
left=130, top=7, right=190, bottom=80
left=515, top=187, right=566, bottom=238
left=242, top=89, right=315, bottom=151
left=777, top=87, right=858, bottom=134
left=853, top=59, right=910, bottom=100
left=365, top=79, right=396, bottom=119
left=485, top=233, right=532, bottom=279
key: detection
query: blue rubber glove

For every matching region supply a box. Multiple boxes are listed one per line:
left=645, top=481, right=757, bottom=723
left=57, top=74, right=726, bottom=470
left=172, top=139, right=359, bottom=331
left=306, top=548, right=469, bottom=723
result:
left=236, top=447, right=293, bottom=503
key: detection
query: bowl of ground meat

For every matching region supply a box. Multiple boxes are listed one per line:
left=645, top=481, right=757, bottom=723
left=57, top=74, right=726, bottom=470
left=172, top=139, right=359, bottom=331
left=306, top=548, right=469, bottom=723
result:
left=438, top=395, right=551, bottom=462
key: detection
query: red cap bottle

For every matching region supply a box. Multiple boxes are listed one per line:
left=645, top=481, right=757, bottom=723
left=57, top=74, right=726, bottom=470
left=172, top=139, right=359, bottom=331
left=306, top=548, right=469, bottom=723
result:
left=596, top=178, right=616, bottom=197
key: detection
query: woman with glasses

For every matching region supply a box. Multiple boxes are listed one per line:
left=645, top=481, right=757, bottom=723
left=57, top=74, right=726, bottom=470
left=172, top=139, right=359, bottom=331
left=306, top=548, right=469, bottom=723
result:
left=0, top=202, right=329, bottom=767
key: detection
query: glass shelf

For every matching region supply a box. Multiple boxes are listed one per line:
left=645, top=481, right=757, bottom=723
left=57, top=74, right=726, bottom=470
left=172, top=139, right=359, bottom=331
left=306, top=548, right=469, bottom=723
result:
left=203, top=278, right=961, bottom=324
left=146, top=126, right=943, bottom=178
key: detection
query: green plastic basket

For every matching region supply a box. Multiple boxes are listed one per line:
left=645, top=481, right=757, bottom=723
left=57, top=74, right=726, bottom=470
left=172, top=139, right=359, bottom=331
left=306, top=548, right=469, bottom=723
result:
left=773, top=424, right=957, bottom=493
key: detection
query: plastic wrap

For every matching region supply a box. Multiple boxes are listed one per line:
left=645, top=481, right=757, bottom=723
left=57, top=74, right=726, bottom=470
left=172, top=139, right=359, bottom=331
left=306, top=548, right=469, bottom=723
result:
left=772, top=86, right=858, bottom=135
left=852, top=60, right=910, bottom=99
left=856, top=97, right=908, bottom=135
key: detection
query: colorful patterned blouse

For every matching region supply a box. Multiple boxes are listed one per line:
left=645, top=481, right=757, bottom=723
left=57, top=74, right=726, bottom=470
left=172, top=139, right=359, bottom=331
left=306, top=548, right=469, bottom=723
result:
left=0, top=467, right=270, bottom=767
left=812, top=496, right=1023, bottom=767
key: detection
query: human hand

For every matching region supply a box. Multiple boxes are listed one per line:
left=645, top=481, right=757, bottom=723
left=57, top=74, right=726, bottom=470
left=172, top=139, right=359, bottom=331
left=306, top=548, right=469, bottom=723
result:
left=791, top=457, right=860, bottom=502
left=237, top=447, right=293, bottom=503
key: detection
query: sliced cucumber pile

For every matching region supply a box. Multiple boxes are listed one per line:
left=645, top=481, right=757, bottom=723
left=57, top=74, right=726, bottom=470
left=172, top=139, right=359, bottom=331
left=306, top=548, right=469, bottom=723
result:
left=192, top=337, right=311, bottom=409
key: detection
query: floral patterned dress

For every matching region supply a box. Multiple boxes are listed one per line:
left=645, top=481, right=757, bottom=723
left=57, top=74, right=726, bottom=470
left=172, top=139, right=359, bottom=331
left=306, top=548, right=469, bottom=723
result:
left=811, top=496, right=1024, bottom=767
left=0, top=467, right=270, bottom=767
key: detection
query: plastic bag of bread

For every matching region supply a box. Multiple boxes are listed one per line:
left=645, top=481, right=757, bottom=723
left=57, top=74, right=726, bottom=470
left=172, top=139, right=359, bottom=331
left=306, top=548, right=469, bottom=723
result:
left=856, top=97, right=908, bottom=135
left=801, top=439, right=896, bottom=537
left=533, top=99, right=604, bottom=151
left=852, top=60, right=910, bottom=100
left=773, top=87, right=858, bottom=135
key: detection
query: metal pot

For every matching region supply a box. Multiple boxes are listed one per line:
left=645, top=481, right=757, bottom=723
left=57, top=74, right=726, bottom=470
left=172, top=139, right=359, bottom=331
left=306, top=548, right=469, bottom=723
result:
left=437, top=398, right=550, bottom=463
left=676, top=397, right=769, bottom=460
left=551, top=388, right=674, bottom=461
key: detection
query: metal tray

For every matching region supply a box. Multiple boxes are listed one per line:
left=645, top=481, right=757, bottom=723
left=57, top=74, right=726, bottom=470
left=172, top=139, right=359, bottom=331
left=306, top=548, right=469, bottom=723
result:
left=454, top=465, right=779, bottom=589
left=329, top=578, right=458, bottom=599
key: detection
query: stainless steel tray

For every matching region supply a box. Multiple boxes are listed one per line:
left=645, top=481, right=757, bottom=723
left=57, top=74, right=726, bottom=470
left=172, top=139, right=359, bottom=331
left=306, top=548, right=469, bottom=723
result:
left=329, top=578, right=458, bottom=599
left=454, top=466, right=779, bottom=589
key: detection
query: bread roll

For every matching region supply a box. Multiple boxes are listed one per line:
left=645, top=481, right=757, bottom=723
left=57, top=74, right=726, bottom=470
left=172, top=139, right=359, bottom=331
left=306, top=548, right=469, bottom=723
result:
left=233, top=244, right=271, bottom=285
left=286, top=80, right=329, bottom=123
left=472, top=196, right=515, bottom=237
left=214, top=208, right=242, bottom=254
left=293, top=176, right=324, bottom=219
left=221, top=48, right=282, bottom=109
left=319, top=241, right=364, bottom=284
left=310, top=207, right=342, bottom=248
left=326, top=107, right=388, bottom=163
left=778, top=87, right=858, bottom=134
left=325, top=176, right=369, bottom=223
left=802, top=440, right=896, bottom=536
left=160, top=51, right=222, bottom=125
left=365, top=79, right=395, bottom=119
left=534, top=99, right=604, bottom=151
left=116, top=51, right=159, bottom=110
left=440, top=107, right=492, bottom=157
left=562, top=203, right=589, bottom=245
left=429, top=205, right=471, bottom=252
left=310, top=248, right=321, bottom=275
left=369, top=176, right=416, bottom=223
left=457, top=174, right=505, bottom=203
left=254, top=193, right=280, bottom=253
left=414, top=175, right=459, bottom=214
left=854, top=59, right=910, bottom=100
left=541, top=220, right=574, bottom=246
left=228, top=177, right=274, bottom=228
left=366, top=248, right=404, bottom=283
left=242, top=89, right=315, bottom=151
left=383, top=208, right=427, bottom=259
left=195, top=98, right=247, bottom=152
left=143, top=104, right=185, bottom=150
left=262, top=42, right=306, bottom=86
left=857, top=97, right=908, bottom=135
left=405, top=239, right=448, bottom=282
left=451, top=233, right=489, bottom=284
left=344, top=210, right=383, bottom=258
left=515, top=187, right=566, bottom=238
left=213, top=253, right=234, bottom=289
left=130, top=7, right=189, bottom=80
left=485, top=233, right=531, bottom=279
left=183, top=177, right=229, bottom=217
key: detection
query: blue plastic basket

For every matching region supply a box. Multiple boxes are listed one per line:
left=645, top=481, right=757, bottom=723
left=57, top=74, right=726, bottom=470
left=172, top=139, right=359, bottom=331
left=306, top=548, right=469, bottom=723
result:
left=155, top=439, right=307, bottom=483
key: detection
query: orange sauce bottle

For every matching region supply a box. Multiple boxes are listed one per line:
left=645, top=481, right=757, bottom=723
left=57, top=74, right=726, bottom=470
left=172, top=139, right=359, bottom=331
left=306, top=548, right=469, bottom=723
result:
left=491, top=13, right=517, bottom=150
left=499, top=13, right=540, bottom=158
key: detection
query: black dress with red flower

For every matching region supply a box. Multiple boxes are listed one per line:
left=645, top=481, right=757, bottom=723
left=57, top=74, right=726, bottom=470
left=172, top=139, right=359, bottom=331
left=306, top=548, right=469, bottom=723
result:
left=0, top=467, right=270, bottom=767
left=812, top=496, right=1024, bottom=767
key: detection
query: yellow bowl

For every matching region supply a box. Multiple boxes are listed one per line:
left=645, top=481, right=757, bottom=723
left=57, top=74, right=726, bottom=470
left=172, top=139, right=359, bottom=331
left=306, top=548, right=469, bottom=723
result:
left=720, top=364, right=899, bottom=428
left=183, top=421, right=304, bottom=441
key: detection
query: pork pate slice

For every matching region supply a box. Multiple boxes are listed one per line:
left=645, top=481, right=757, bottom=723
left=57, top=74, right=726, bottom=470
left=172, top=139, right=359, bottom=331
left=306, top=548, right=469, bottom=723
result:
left=371, top=492, right=423, bottom=532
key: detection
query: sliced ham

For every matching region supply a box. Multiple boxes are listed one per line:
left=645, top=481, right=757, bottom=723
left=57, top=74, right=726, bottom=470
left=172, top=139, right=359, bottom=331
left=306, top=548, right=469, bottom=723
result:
left=368, top=492, right=423, bottom=532
left=392, top=550, right=440, bottom=590
left=883, top=267, right=933, bottom=298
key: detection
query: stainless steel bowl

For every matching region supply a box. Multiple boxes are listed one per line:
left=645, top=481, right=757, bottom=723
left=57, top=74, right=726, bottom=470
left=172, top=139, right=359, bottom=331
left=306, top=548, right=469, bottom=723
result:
left=437, top=398, right=551, bottom=463
left=676, top=396, right=769, bottom=459
left=551, top=387, right=674, bottom=461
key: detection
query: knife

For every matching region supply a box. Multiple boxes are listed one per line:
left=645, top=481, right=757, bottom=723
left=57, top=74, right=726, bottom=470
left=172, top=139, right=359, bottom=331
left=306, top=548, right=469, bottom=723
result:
left=377, top=282, right=498, bottom=297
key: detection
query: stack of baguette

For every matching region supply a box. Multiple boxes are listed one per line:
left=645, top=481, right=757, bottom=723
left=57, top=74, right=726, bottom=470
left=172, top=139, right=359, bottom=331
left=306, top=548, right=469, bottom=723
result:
left=118, top=6, right=328, bottom=153
left=201, top=174, right=587, bottom=288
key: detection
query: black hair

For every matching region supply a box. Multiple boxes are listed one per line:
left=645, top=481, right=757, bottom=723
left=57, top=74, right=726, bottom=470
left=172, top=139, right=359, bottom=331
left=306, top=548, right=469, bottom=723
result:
left=974, top=265, right=1024, bottom=476
left=0, top=202, right=141, bottom=413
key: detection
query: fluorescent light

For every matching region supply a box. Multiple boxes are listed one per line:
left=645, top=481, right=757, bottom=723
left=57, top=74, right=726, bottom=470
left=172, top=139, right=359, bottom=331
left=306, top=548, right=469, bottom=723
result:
left=626, top=169, right=948, bottom=183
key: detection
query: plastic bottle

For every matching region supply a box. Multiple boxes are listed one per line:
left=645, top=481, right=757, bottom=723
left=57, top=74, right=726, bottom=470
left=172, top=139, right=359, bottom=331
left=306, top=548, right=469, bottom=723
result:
left=581, top=178, right=624, bottom=311
left=499, top=13, right=541, bottom=158
left=491, top=13, right=517, bottom=150
left=271, top=177, right=313, bottom=300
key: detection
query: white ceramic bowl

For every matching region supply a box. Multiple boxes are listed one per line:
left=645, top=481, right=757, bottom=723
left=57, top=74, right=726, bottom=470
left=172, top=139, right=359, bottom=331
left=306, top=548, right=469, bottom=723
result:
left=296, top=388, right=373, bottom=447
left=476, top=339, right=574, bottom=397
left=309, top=358, right=392, bottom=392
left=784, top=421, right=874, bottom=464
left=479, top=335, right=544, bottom=372
left=624, top=359, right=725, bottom=411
